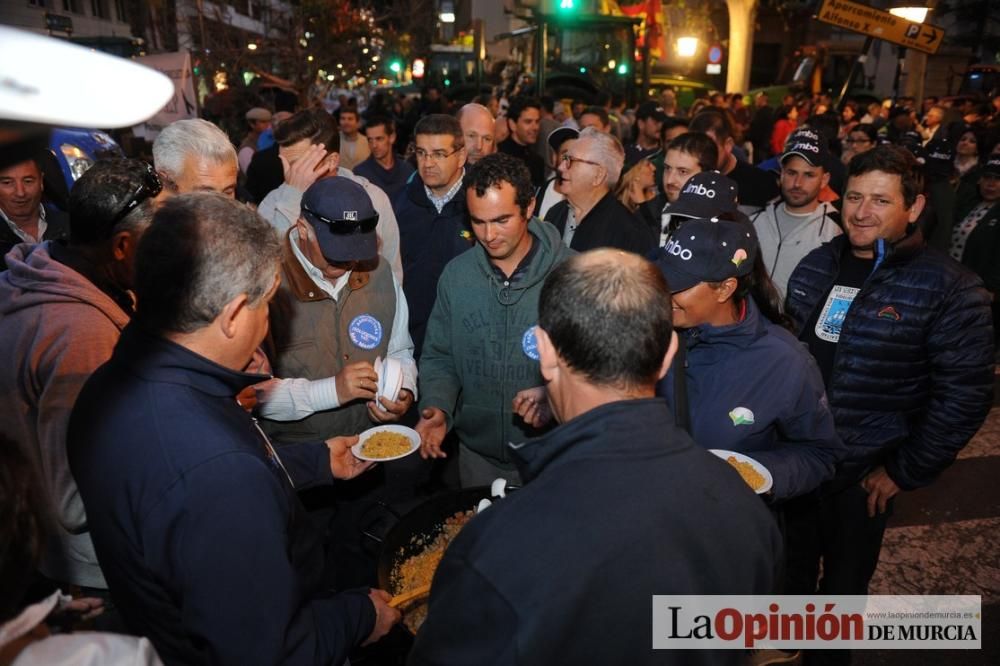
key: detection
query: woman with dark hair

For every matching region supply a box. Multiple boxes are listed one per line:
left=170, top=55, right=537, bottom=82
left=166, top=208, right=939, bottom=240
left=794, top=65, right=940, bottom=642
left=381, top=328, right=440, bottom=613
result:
left=838, top=101, right=860, bottom=140
left=841, top=122, right=878, bottom=164
left=954, top=125, right=988, bottom=215
left=652, top=217, right=844, bottom=501
left=769, top=104, right=799, bottom=157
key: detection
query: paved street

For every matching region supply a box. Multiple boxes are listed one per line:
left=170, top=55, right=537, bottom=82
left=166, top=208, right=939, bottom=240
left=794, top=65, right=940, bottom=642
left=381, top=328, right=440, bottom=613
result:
left=857, top=376, right=1000, bottom=665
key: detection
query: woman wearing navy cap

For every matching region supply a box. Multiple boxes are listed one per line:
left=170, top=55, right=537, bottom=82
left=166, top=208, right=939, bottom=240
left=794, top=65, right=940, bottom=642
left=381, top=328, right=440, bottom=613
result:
left=653, top=216, right=845, bottom=501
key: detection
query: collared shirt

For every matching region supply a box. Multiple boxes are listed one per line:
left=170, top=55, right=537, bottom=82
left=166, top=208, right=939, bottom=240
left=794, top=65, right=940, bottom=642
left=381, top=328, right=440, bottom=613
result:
left=256, top=231, right=418, bottom=420
left=0, top=204, right=46, bottom=243
left=487, top=234, right=538, bottom=283
left=425, top=169, right=466, bottom=214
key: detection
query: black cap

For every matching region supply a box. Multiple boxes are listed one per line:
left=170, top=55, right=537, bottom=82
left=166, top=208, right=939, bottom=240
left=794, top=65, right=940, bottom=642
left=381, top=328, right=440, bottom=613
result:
left=547, top=126, right=579, bottom=153
left=781, top=134, right=832, bottom=171
left=636, top=101, right=668, bottom=122
left=652, top=217, right=758, bottom=293
left=665, top=172, right=739, bottom=220
left=300, top=177, right=379, bottom=263
left=984, top=156, right=1000, bottom=177
left=923, top=137, right=955, bottom=179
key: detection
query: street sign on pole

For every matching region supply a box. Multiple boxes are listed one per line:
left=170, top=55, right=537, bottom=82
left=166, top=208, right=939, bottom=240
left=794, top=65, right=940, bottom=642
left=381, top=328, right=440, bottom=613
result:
left=816, top=0, right=944, bottom=55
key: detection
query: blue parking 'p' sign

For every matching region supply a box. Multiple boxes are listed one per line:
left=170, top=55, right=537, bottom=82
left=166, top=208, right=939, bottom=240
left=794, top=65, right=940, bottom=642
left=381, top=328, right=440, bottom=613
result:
left=349, top=314, right=383, bottom=350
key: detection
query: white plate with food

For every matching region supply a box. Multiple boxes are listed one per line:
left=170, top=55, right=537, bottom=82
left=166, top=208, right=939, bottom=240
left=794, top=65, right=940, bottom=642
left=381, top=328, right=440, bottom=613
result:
left=708, top=449, right=773, bottom=495
left=353, top=425, right=421, bottom=462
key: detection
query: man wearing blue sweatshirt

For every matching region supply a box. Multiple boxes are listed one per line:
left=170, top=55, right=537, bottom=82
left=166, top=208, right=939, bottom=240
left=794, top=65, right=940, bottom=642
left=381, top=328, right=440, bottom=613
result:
left=68, top=193, right=399, bottom=664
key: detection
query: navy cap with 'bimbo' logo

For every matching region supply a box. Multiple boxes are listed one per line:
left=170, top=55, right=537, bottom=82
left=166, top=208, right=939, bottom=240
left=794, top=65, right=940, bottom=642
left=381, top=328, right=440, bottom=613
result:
left=666, top=171, right=739, bottom=220
left=653, top=217, right=759, bottom=293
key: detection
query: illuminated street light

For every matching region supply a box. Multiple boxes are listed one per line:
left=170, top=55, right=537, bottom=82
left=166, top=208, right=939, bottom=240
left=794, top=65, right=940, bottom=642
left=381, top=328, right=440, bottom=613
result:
left=889, top=6, right=929, bottom=23
left=677, top=37, right=699, bottom=58
left=439, top=0, right=455, bottom=23
left=247, top=43, right=257, bottom=51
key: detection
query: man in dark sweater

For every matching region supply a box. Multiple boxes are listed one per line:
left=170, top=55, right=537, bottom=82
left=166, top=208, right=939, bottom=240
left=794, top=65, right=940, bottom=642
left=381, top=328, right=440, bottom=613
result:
left=498, top=95, right=545, bottom=189
left=392, top=114, right=475, bottom=357
left=353, top=116, right=414, bottom=202
left=68, top=193, right=399, bottom=664
left=544, top=127, right=655, bottom=254
left=690, top=107, right=780, bottom=214
left=411, top=250, right=781, bottom=665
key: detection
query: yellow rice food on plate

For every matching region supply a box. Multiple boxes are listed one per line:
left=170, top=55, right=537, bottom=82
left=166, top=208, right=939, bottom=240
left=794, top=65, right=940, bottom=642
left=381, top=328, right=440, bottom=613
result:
left=361, top=431, right=412, bottom=458
left=392, top=510, right=474, bottom=633
left=726, top=456, right=766, bottom=492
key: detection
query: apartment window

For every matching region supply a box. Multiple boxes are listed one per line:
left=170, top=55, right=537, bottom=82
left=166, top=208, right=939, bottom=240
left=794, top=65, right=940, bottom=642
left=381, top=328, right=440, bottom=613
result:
left=114, top=0, right=128, bottom=22
left=62, top=0, right=83, bottom=13
left=91, top=0, right=109, bottom=19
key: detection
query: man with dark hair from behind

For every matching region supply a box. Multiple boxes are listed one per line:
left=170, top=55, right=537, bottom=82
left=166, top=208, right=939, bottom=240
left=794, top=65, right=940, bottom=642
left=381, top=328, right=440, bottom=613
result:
left=498, top=95, right=545, bottom=188
left=68, top=192, right=399, bottom=665
left=784, top=145, right=994, bottom=665
left=353, top=116, right=414, bottom=201
left=0, top=159, right=159, bottom=605
left=416, top=152, right=573, bottom=486
left=411, top=249, right=780, bottom=665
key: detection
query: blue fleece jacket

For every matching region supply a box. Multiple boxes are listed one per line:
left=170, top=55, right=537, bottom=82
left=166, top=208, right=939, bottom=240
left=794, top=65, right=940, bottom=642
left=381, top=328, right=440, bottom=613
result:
left=658, top=298, right=845, bottom=500
left=68, top=324, right=375, bottom=665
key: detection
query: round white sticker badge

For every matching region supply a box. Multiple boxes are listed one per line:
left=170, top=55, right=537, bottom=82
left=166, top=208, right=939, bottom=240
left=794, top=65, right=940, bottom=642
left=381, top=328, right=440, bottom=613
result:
left=522, top=326, right=540, bottom=360
left=349, top=314, right=383, bottom=350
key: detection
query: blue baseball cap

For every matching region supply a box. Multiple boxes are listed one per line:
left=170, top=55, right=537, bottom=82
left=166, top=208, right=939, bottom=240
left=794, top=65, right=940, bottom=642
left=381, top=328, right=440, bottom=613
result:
left=653, top=216, right=758, bottom=293
left=300, top=177, right=379, bottom=263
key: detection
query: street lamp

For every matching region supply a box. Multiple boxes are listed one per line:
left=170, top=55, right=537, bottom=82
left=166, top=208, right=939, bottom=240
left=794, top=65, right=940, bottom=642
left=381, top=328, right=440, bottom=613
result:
left=439, top=1, right=455, bottom=23
left=888, top=6, right=929, bottom=23
left=677, top=37, right=699, bottom=58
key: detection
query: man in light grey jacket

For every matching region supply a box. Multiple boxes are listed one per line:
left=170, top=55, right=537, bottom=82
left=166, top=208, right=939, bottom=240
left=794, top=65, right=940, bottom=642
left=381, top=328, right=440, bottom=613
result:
left=752, top=132, right=842, bottom=299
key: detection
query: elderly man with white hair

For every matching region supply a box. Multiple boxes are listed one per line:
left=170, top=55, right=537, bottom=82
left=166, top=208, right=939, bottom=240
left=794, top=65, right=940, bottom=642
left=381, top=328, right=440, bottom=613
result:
left=153, top=118, right=239, bottom=198
left=542, top=127, right=655, bottom=254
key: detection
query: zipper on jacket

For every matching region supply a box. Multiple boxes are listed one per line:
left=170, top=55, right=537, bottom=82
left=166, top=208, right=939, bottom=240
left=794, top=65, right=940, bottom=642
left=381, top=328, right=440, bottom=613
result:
left=249, top=412, right=295, bottom=488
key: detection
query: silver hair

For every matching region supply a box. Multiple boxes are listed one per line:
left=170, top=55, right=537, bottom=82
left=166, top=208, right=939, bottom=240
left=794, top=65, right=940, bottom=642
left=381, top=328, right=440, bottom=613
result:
left=134, top=192, right=280, bottom=334
left=152, top=119, right=237, bottom=183
left=577, top=127, right=625, bottom=188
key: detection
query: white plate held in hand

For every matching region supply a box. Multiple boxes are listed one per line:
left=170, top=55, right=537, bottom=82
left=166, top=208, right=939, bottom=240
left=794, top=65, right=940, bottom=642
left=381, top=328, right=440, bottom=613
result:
left=352, top=425, right=420, bottom=462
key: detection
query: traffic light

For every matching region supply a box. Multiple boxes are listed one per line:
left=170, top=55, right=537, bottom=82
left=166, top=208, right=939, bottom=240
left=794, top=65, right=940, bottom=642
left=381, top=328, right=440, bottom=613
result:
left=559, top=0, right=575, bottom=10
left=389, top=60, right=402, bottom=74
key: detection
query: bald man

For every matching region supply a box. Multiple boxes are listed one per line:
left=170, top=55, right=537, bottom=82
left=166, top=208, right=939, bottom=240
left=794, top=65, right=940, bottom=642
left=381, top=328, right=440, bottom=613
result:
left=457, top=103, right=496, bottom=165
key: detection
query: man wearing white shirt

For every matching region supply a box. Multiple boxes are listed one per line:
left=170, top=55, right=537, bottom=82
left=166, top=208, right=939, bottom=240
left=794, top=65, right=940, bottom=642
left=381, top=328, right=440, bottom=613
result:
left=257, top=109, right=403, bottom=284
left=259, top=176, right=416, bottom=443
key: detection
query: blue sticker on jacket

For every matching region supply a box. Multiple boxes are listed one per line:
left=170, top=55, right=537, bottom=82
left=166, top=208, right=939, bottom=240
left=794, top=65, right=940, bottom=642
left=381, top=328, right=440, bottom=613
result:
left=349, top=314, right=383, bottom=350
left=522, top=326, right=539, bottom=360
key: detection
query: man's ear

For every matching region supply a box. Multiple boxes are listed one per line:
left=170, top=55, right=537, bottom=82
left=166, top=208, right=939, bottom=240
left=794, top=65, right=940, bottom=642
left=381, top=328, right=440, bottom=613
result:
left=535, top=326, right=558, bottom=383
left=219, top=293, right=249, bottom=340
left=110, top=229, right=135, bottom=262
left=656, top=330, right=679, bottom=381
left=714, top=277, right=739, bottom=303
left=907, top=193, right=927, bottom=223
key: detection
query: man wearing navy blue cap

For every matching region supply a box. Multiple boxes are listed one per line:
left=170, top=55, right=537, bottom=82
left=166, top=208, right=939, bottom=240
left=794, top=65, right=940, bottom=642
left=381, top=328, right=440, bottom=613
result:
left=259, top=176, right=417, bottom=443
left=751, top=133, right=842, bottom=299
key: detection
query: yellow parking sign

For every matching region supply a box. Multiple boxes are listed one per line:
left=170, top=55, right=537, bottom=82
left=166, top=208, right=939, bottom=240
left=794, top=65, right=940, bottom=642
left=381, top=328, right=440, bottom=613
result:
left=816, top=0, right=945, bottom=54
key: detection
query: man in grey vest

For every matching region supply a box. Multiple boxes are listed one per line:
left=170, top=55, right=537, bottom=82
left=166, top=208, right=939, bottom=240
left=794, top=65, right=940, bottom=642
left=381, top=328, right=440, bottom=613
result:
left=260, top=176, right=416, bottom=443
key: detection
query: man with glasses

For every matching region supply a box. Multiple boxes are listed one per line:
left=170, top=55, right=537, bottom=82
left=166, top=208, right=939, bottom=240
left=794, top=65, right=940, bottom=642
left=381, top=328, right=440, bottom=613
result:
left=0, top=158, right=160, bottom=604
left=393, top=113, right=475, bottom=358
left=543, top=127, right=655, bottom=254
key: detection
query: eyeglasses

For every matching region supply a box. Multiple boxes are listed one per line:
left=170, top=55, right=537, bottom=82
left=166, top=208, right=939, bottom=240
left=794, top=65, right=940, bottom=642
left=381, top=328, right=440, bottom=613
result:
left=110, top=162, right=162, bottom=227
left=560, top=154, right=602, bottom=169
left=414, top=147, right=462, bottom=162
left=302, top=205, right=379, bottom=234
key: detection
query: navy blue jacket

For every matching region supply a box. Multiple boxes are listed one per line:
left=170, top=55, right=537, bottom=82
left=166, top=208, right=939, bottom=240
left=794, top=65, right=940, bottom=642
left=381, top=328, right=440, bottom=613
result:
left=392, top=174, right=474, bottom=357
left=68, top=324, right=375, bottom=665
left=658, top=299, right=845, bottom=500
left=410, top=399, right=780, bottom=666
left=785, top=231, right=995, bottom=489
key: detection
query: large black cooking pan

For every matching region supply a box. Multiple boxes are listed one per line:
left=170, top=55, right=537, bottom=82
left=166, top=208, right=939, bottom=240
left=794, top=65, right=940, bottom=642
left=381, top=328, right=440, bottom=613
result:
left=376, top=486, right=496, bottom=593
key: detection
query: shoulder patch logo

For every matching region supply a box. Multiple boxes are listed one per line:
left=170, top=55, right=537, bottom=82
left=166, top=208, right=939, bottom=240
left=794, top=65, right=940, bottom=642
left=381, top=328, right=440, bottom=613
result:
left=877, top=306, right=901, bottom=321
left=728, top=407, right=755, bottom=426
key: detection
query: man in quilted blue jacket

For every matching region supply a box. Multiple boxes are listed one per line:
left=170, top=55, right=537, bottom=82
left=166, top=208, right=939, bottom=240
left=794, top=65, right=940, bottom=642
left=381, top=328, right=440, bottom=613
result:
left=784, top=145, right=994, bottom=663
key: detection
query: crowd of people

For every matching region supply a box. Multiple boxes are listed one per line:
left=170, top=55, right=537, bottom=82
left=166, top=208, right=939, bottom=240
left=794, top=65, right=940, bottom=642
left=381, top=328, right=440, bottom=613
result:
left=2, top=74, right=999, bottom=666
